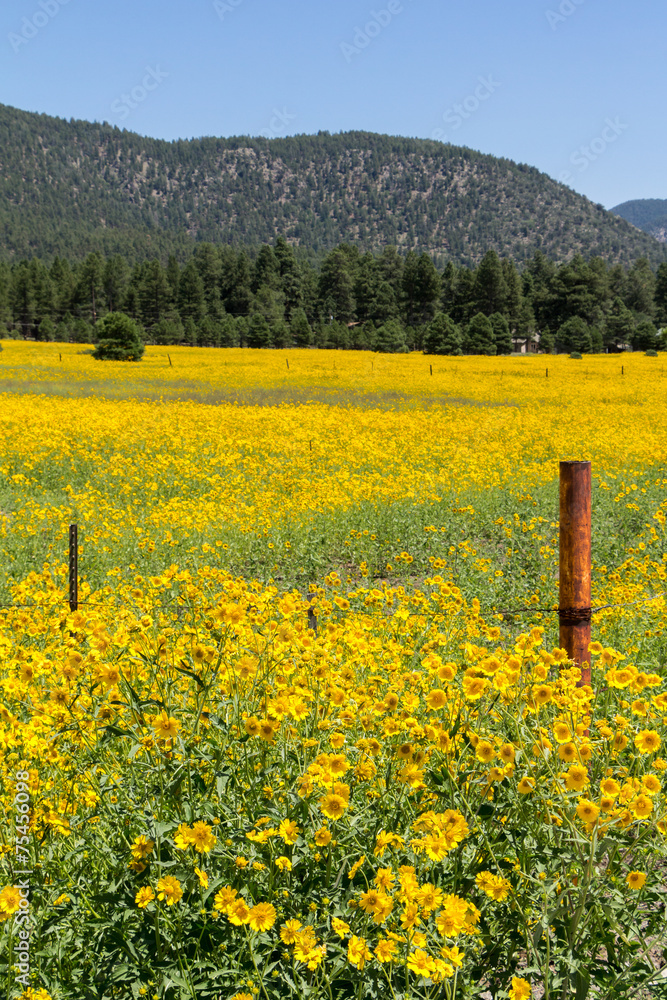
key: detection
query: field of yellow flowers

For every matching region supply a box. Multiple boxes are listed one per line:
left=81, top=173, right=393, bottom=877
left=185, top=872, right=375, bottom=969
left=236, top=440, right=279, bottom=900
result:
left=1, top=343, right=667, bottom=1000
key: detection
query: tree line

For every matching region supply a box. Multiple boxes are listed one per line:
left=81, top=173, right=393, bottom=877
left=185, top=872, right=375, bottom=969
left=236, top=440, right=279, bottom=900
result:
left=1, top=239, right=666, bottom=355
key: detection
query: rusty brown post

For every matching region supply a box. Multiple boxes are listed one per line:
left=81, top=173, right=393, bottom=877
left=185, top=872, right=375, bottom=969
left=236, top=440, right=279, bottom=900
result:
left=559, top=462, right=591, bottom=686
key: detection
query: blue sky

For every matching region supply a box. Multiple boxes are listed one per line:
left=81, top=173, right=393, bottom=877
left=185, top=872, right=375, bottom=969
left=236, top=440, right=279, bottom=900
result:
left=0, top=0, right=664, bottom=208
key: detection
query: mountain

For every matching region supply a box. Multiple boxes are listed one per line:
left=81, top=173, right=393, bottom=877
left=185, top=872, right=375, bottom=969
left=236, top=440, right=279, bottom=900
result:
left=1, top=103, right=665, bottom=266
left=612, top=200, right=667, bottom=244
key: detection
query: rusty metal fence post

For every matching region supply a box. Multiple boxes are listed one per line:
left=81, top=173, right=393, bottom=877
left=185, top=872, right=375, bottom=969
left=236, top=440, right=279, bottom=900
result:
left=69, top=524, right=79, bottom=613
left=559, top=462, right=591, bottom=686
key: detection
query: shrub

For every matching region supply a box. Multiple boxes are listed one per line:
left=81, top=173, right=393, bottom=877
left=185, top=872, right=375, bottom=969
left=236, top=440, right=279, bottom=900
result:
left=93, top=312, right=145, bottom=361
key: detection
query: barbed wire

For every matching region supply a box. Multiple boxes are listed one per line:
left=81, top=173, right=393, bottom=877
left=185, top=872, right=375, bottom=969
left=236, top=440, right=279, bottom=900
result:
left=0, top=592, right=663, bottom=621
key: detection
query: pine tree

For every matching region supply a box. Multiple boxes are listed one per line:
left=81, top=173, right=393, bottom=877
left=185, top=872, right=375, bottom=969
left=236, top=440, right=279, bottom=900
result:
left=604, top=298, right=635, bottom=350
left=138, top=261, right=172, bottom=330
left=247, top=313, right=272, bottom=348
left=177, top=261, right=206, bottom=324
left=632, top=320, right=658, bottom=351
left=194, top=244, right=224, bottom=319
left=489, top=313, right=513, bottom=355
left=474, top=250, right=506, bottom=316
left=103, top=256, right=130, bottom=313
left=557, top=316, right=592, bottom=354
left=464, top=313, right=496, bottom=355
left=10, top=261, right=36, bottom=337
left=75, top=252, right=105, bottom=323
left=274, top=236, right=303, bottom=318
left=290, top=307, right=312, bottom=347
left=402, top=252, right=440, bottom=326
left=423, top=313, right=462, bottom=355
left=655, top=263, right=667, bottom=326
left=318, top=249, right=355, bottom=323
left=252, top=245, right=280, bottom=293
left=624, top=258, right=656, bottom=317
left=375, top=318, right=407, bottom=353
left=93, top=311, right=144, bottom=361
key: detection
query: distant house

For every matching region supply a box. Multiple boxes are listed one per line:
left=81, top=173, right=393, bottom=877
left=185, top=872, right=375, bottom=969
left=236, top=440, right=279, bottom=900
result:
left=512, top=333, right=541, bottom=354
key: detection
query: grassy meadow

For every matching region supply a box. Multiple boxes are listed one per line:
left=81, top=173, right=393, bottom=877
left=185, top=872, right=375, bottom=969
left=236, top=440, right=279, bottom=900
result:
left=0, top=343, right=666, bottom=1000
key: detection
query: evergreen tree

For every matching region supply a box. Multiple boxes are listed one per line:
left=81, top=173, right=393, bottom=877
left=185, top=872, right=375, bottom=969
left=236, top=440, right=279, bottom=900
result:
left=354, top=254, right=380, bottom=324
left=557, top=316, right=592, bottom=354
left=547, top=255, right=608, bottom=331
left=449, top=267, right=475, bottom=324
left=489, top=312, right=513, bottom=354
left=30, top=259, right=55, bottom=329
left=376, top=246, right=404, bottom=298
left=10, top=261, right=36, bottom=337
left=0, top=262, right=11, bottom=328
left=75, top=252, right=105, bottom=323
left=226, top=251, right=253, bottom=317
left=271, top=320, right=291, bottom=349
left=423, top=313, right=462, bottom=355
left=93, top=311, right=144, bottom=361
left=375, top=318, right=407, bottom=353
left=38, top=317, right=55, bottom=342
left=177, top=260, right=206, bottom=324
left=605, top=298, right=635, bottom=350
left=624, top=258, right=656, bottom=317
left=166, top=255, right=181, bottom=303
left=199, top=316, right=221, bottom=347
left=290, top=307, right=312, bottom=347
left=654, top=263, right=667, bottom=326
left=153, top=318, right=184, bottom=345
left=251, top=286, right=285, bottom=325
left=632, top=320, right=658, bottom=351
left=540, top=329, right=555, bottom=354
left=501, top=258, right=524, bottom=332
left=441, top=261, right=457, bottom=316
left=138, top=260, right=172, bottom=330
left=183, top=317, right=198, bottom=346
left=194, top=243, right=224, bottom=318
left=464, top=313, right=496, bottom=355
left=318, top=249, right=355, bottom=323
left=274, top=236, right=303, bottom=318
left=50, top=257, right=75, bottom=320
left=246, top=313, right=272, bottom=348
left=474, top=250, right=507, bottom=316
left=252, top=244, right=280, bottom=293
left=402, top=252, right=440, bottom=326
left=103, top=256, right=130, bottom=313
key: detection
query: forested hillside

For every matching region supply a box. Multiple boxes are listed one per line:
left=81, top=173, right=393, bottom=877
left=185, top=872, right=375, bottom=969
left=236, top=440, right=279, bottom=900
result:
left=613, top=200, right=667, bottom=244
left=2, top=240, right=666, bottom=355
left=1, top=103, right=664, bottom=266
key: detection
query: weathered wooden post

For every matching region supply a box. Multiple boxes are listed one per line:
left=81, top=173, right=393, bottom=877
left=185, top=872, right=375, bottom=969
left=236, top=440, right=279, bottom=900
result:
left=69, top=524, right=78, bottom=613
left=307, top=587, right=318, bottom=636
left=559, top=462, right=591, bottom=686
